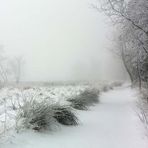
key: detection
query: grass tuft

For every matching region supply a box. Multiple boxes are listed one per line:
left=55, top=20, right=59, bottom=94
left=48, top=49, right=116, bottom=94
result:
left=17, top=101, right=79, bottom=131
left=53, top=105, right=79, bottom=126
left=68, top=89, right=99, bottom=110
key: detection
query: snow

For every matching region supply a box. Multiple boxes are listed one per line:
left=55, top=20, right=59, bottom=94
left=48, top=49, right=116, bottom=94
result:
left=1, top=85, right=148, bottom=148
left=0, top=81, right=111, bottom=135
left=0, top=84, right=89, bottom=135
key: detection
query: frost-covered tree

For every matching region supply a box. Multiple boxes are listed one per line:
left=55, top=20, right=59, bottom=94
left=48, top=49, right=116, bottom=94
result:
left=10, top=56, right=24, bottom=84
left=0, top=46, right=10, bottom=86
left=95, top=0, right=148, bottom=87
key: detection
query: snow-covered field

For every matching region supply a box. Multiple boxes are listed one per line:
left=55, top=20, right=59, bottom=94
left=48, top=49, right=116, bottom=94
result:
left=1, top=82, right=148, bottom=148
left=0, top=83, right=88, bottom=135
left=0, top=82, right=110, bottom=138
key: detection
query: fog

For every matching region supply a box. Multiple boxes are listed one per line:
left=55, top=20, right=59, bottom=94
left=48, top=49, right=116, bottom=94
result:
left=0, top=0, right=127, bottom=82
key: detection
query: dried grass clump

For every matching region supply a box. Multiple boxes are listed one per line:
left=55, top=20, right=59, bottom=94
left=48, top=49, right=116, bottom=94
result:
left=68, top=89, right=99, bottom=110
left=17, top=101, right=55, bottom=131
left=53, top=105, right=78, bottom=126
left=17, top=101, right=78, bottom=131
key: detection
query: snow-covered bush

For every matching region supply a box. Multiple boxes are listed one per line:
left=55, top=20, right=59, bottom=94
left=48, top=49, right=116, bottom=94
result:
left=68, top=98, right=89, bottom=110
left=102, top=85, right=113, bottom=92
left=17, top=100, right=78, bottom=131
left=137, top=100, right=148, bottom=131
left=137, top=89, right=148, bottom=131
left=17, top=100, right=55, bottom=131
left=101, top=81, right=123, bottom=92
left=141, top=89, right=148, bottom=102
left=68, top=89, right=99, bottom=110
left=53, top=105, right=78, bottom=126
left=110, top=81, right=123, bottom=88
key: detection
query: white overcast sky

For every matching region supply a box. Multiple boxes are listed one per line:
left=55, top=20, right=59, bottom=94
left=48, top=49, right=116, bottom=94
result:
left=0, top=0, right=126, bottom=81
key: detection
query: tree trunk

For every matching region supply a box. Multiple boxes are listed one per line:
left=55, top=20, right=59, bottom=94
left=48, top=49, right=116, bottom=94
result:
left=137, top=54, right=142, bottom=90
left=121, top=42, right=134, bottom=84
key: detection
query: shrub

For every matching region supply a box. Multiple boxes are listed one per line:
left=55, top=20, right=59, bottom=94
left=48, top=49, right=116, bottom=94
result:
left=53, top=105, right=78, bottom=126
left=137, top=99, right=148, bottom=130
left=17, top=100, right=55, bottom=131
left=17, top=101, right=78, bottom=131
left=68, top=88, right=99, bottom=110
left=109, top=81, right=123, bottom=88
left=102, top=85, right=113, bottom=92
left=136, top=89, right=148, bottom=131
left=101, top=82, right=123, bottom=92
left=68, top=98, right=89, bottom=110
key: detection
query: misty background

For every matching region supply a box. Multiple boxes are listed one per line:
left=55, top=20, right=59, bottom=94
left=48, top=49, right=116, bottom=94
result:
left=0, top=0, right=127, bottom=82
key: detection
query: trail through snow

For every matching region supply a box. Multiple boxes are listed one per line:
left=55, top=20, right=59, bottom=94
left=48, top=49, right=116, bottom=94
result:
left=1, top=86, right=148, bottom=148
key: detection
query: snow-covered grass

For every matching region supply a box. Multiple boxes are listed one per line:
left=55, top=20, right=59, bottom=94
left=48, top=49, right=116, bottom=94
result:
left=0, top=82, right=106, bottom=138
left=68, top=88, right=99, bottom=110
left=17, top=101, right=78, bottom=131
left=17, top=100, right=57, bottom=131
left=52, top=105, right=78, bottom=126
left=0, top=85, right=83, bottom=134
left=136, top=88, right=148, bottom=132
left=0, top=81, right=124, bottom=144
left=1, top=85, right=148, bottom=148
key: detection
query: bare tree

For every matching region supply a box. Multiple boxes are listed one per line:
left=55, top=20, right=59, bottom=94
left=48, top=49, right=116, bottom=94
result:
left=119, top=39, right=134, bottom=83
left=10, top=56, right=24, bottom=84
left=0, top=46, right=11, bottom=86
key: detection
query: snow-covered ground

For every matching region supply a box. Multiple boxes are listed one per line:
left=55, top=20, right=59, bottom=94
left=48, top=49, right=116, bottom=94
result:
left=0, top=81, right=114, bottom=136
left=1, top=85, right=148, bottom=148
left=0, top=84, right=89, bottom=135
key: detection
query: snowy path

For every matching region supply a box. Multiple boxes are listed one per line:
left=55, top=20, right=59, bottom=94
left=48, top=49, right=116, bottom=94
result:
left=2, top=86, right=148, bottom=148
